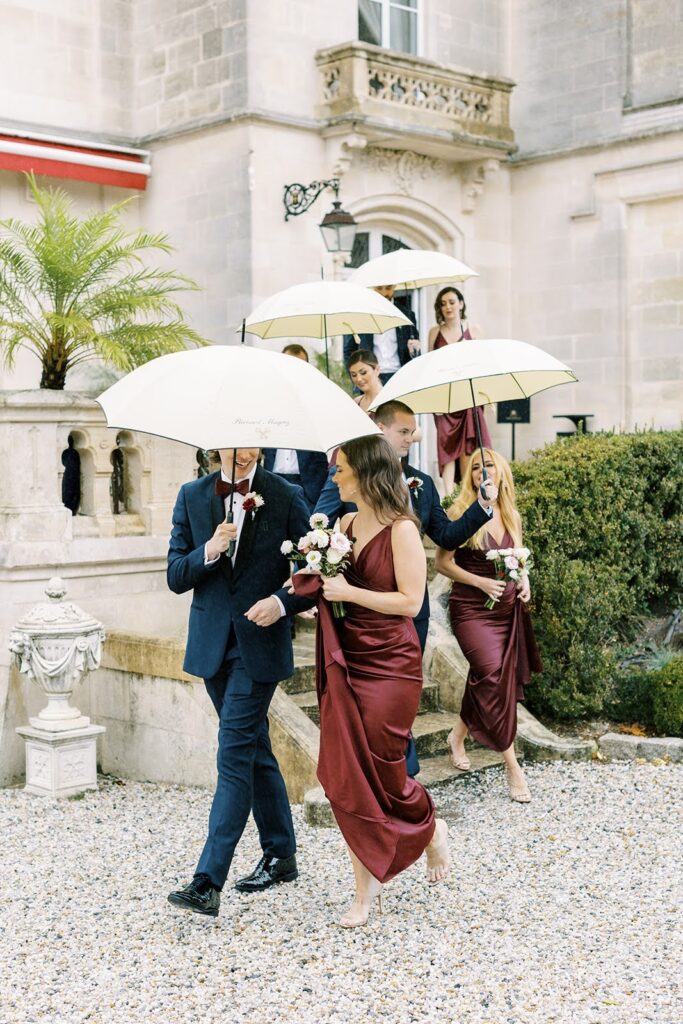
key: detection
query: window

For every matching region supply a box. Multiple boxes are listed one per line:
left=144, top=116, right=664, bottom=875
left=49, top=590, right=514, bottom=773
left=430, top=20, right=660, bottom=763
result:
left=359, top=0, right=419, bottom=56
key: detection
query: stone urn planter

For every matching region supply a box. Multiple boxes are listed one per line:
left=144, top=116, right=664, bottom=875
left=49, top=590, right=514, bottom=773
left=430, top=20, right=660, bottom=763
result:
left=9, top=577, right=106, bottom=796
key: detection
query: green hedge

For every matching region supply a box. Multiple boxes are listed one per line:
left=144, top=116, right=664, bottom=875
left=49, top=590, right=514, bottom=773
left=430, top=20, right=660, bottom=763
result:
left=607, top=656, right=683, bottom=737
left=513, top=430, right=683, bottom=723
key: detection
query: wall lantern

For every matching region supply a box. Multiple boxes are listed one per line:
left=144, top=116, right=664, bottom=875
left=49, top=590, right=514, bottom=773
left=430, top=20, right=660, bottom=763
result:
left=282, top=177, right=358, bottom=254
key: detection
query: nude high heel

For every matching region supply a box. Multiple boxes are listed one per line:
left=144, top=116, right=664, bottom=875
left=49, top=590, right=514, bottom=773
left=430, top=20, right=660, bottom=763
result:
left=506, top=767, right=531, bottom=803
left=447, top=730, right=471, bottom=771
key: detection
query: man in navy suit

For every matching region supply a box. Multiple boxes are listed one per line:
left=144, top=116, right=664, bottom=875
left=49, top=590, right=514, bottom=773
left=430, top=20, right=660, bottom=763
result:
left=261, top=447, right=328, bottom=511
left=167, top=447, right=311, bottom=917
left=343, top=285, right=421, bottom=385
left=312, top=400, right=497, bottom=775
left=262, top=343, right=329, bottom=510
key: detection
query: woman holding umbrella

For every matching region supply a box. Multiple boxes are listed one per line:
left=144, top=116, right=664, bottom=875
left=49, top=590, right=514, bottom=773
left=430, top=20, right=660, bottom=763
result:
left=435, top=448, right=542, bottom=803
left=428, top=287, right=492, bottom=492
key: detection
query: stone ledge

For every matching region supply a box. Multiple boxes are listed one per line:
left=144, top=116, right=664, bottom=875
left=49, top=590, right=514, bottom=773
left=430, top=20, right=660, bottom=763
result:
left=101, top=630, right=198, bottom=683
left=516, top=706, right=596, bottom=762
left=598, top=732, right=683, bottom=762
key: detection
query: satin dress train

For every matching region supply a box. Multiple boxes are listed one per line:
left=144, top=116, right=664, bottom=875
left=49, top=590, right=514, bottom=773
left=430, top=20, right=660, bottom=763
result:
left=432, top=330, right=492, bottom=480
left=448, top=530, right=542, bottom=752
left=294, top=523, right=435, bottom=883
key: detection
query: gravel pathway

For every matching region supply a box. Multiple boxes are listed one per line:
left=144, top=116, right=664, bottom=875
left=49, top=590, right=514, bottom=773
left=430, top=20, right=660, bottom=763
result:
left=0, top=761, right=680, bottom=1024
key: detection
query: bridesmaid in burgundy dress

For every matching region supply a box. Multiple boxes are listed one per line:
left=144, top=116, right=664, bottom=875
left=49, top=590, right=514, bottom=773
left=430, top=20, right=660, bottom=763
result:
left=293, top=435, right=450, bottom=927
left=435, top=448, right=542, bottom=802
left=427, top=286, right=492, bottom=493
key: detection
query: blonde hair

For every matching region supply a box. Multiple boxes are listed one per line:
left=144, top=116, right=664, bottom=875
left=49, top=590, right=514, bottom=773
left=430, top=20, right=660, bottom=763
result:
left=448, top=448, right=523, bottom=549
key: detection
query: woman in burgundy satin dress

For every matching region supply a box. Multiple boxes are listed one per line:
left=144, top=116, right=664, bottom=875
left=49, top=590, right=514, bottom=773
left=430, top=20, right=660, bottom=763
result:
left=293, top=436, right=450, bottom=927
left=435, top=448, right=542, bottom=802
left=427, top=287, right=492, bottom=493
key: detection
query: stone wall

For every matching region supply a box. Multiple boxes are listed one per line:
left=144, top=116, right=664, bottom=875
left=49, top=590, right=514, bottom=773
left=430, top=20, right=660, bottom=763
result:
left=510, top=0, right=683, bottom=157
left=133, top=0, right=248, bottom=140
left=429, top=0, right=509, bottom=78
left=0, top=390, right=196, bottom=784
left=0, top=0, right=134, bottom=138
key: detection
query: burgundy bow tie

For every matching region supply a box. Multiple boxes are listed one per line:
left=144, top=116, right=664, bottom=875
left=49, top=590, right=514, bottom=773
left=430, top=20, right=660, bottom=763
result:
left=215, top=477, right=250, bottom=498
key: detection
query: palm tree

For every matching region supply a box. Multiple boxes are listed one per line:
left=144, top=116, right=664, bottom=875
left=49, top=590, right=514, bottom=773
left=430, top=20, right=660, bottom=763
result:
left=0, top=175, right=207, bottom=389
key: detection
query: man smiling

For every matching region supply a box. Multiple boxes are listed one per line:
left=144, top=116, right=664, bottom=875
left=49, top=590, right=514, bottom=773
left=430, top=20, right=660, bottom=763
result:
left=166, top=448, right=310, bottom=916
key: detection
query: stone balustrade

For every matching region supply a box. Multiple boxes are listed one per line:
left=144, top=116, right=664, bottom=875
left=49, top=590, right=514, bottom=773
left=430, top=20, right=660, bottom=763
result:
left=315, top=42, right=515, bottom=160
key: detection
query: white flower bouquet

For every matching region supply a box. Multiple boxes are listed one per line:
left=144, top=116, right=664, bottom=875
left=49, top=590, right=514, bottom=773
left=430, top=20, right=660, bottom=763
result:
left=281, top=512, right=352, bottom=618
left=483, top=546, right=532, bottom=610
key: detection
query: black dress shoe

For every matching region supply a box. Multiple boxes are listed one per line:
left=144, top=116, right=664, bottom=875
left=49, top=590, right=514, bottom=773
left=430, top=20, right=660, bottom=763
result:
left=167, top=875, right=220, bottom=917
left=234, top=854, right=298, bottom=893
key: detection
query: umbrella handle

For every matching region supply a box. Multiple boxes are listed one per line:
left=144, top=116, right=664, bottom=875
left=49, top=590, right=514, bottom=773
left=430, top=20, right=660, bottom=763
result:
left=468, top=379, right=489, bottom=499
left=226, top=448, right=237, bottom=559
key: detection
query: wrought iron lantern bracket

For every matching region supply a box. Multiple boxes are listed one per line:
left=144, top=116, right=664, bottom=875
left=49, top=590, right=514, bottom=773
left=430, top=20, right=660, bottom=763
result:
left=283, top=178, right=340, bottom=221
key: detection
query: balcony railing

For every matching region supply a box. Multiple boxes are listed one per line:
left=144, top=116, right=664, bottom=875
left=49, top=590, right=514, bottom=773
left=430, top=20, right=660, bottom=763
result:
left=315, top=42, right=515, bottom=158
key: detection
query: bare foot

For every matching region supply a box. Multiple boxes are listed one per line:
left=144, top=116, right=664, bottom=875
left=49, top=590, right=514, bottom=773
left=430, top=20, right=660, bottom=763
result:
left=339, top=879, right=382, bottom=928
left=425, top=818, right=451, bottom=885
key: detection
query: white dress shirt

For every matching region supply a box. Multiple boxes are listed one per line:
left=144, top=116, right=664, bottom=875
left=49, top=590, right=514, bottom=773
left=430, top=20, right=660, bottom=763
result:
left=204, top=466, right=286, bottom=618
left=272, top=449, right=300, bottom=474
left=373, top=327, right=401, bottom=374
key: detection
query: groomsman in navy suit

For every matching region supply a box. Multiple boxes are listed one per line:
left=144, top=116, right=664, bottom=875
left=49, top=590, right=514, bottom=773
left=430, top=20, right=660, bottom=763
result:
left=313, top=400, right=498, bottom=775
left=261, top=447, right=328, bottom=511
left=167, top=447, right=311, bottom=917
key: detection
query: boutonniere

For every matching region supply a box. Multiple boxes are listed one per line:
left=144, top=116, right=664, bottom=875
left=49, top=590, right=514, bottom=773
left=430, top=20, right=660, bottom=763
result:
left=242, top=492, right=264, bottom=518
left=406, top=476, right=423, bottom=495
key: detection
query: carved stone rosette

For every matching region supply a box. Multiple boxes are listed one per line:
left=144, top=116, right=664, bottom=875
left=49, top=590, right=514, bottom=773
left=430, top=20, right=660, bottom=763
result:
left=9, top=577, right=105, bottom=732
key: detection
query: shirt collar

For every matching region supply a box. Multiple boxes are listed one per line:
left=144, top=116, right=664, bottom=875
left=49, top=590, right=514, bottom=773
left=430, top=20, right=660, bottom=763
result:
left=220, top=464, right=257, bottom=490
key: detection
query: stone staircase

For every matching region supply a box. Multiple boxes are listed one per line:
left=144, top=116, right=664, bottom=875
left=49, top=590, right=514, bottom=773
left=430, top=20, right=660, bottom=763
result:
left=278, top=573, right=594, bottom=825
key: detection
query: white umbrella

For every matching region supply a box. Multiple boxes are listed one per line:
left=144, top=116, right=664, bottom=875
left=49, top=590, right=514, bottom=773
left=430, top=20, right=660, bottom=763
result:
left=349, top=249, right=477, bottom=290
left=243, top=280, right=410, bottom=375
left=368, top=338, right=577, bottom=487
left=98, top=345, right=379, bottom=556
left=244, top=280, right=410, bottom=338
left=97, top=344, right=379, bottom=452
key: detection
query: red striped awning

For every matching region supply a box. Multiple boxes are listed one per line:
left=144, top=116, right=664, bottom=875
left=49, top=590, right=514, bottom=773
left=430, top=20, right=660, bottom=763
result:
left=0, top=131, right=150, bottom=190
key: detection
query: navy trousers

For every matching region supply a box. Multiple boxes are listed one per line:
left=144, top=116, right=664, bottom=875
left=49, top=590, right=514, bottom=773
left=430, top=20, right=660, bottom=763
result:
left=405, top=616, right=429, bottom=778
left=195, top=640, right=296, bottom=889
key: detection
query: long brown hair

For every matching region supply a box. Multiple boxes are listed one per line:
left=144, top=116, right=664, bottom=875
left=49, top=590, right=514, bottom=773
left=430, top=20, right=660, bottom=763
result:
left=340, top=435, right=420, bottom=527
left=434, top=286, right=467, bottom=326
left=448, top=448, right=523, bottom=548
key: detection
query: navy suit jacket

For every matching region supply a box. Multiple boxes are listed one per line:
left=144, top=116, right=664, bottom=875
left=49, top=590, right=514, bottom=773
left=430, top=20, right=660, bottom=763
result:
left=261, top=448, right=329, bottom=508
left=313, top=461, right=490, bottom=626
left=167, top=466, right=311, bottom=683
left=343, top=307, right=419, bottom=368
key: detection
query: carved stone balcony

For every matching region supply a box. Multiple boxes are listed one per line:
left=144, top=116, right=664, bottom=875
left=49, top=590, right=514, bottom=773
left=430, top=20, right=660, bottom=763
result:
left=315, top=42, right=515, bottom=162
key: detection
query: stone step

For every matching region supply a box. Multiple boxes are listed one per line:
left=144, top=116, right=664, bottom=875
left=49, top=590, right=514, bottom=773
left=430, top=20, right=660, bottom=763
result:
left=416, top=748, right=504, bottom=787
left=304, top=747, right=505, bottom=828
left=291, top=679, right=440, bottom=727
left=411, top=710, right=453, bottom=757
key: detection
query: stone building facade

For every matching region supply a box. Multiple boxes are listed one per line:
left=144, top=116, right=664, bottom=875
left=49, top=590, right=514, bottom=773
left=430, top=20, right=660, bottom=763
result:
left=2, top=0, right=679, bottom=445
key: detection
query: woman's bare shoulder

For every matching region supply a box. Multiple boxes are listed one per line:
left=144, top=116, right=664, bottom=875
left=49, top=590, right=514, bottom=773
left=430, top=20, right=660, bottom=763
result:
left=390, top=517, right=421, bottom=542
left=427, top=324, right=439, bottom=342
left=340, top=512, right=355, bottom=532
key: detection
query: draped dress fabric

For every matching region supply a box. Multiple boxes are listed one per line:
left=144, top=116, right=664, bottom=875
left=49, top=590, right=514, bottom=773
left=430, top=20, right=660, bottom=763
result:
left=293, top=521, right=435, bottom=883
left=432, top=329, right=492, bottom=479
left=448, top=530, right=542, bottom=752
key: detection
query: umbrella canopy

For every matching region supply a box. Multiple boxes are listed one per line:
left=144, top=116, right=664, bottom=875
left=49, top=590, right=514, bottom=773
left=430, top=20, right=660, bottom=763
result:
left=368, top=339, right=577, bottom=415
left=243, top=280, right=410, bottom=339
left=97, top=344, right=380, bottom=452
left=349, top=249, right=477, bottom=291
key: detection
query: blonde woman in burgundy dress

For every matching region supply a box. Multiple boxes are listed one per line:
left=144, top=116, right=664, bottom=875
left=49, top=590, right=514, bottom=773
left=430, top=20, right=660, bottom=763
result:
left=435, top=448, right=542, bottom=802
left=293, top=435, right=450, bottom=927
left=427, top=287, right=492, bottom=493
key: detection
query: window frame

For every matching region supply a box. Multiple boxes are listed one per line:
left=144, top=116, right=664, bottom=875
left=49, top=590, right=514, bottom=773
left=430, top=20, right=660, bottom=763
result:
left=360, top=0, right=423, bottom=57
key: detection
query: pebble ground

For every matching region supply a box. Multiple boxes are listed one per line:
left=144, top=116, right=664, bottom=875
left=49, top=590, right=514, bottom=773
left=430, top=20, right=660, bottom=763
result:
left=0, top=761, right=680, bottom=1024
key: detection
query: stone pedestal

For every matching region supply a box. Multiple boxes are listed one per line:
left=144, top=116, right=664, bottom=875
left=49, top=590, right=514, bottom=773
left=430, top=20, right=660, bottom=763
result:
left=16, top=723, right=105, bottom=798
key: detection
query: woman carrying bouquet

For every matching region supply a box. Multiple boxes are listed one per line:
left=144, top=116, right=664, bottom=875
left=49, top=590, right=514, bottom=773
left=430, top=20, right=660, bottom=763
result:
left=293, top=436, right=451, bottom=928
left=435, top=448, right=542, bottom=802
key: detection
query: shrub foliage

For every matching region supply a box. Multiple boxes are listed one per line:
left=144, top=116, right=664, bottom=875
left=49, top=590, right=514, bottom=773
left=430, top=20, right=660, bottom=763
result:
left=513, top=430, right=683, bottom=722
